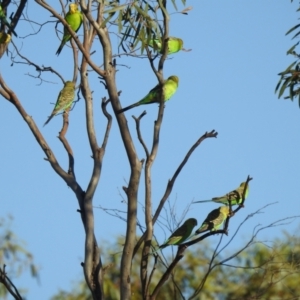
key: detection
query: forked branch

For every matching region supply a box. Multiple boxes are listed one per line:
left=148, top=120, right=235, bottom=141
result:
left=133, top=130, right=218, bottom=256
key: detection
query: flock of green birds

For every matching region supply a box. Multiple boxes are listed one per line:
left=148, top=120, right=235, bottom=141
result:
left=0, top=3, right=184, bottom=124
left=157, top=182, right=249, bottom=251
left=47, top=3, right=182, bottom=124
left=1, top=3, right=250, bottom=251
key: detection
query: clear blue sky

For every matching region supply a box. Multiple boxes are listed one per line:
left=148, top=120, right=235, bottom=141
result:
left=1, top=1, right=300, bottom=299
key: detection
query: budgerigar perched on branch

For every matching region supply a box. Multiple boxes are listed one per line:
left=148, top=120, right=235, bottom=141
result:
left=0, top=4, right=17, bottom=37
left=190, top=206, right=230, bottom=238
left=117, top=76, right=179, bottom=114
left=192, top=182, right=249, bottom=206
left=158, top=218, right=198, bottom=249
left=148, top=37, right=183, bottom=55
left=44, top=81, right=75, bottom=126
left=56, top=3, right=83, bottom=56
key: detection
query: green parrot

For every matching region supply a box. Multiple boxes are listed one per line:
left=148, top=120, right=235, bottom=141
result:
left=148, top=37, right=183, bottom=55
left=0, top=4, right=17, bottom=37
left=44, top=81, right=75, bottom=126
left=0, top=32, right=10, bottom=44
left=56, top=3, right=83, bottom=56
left=158, top=218, right=198, bottom=249
left=192, top=182, right=249, bottom=206
left=193, top=206, right=230, bottom=236
left=117, top=75, right=179, bottom=114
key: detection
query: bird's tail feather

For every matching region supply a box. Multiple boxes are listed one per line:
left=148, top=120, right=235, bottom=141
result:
left=43, top=115, right=54, bottom=127
left=192, top=200, right=213, bottom=204
left=56, top=42, right=65, bottom=56
left=117, top=102, right=140, bottom=114
left=150, top=247, right=161, bottom=255
left=185, top=233, right=198, bottom=241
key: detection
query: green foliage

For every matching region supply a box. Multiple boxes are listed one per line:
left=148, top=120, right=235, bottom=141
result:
left=118, top=0, right=164, bottom=54
left=275, top=2, right=300, bottom=106
left=50, top=232, right=300, bottom=299
left=111, top=0, right=188, bottom=54
left=224, top=233, right=300, bottom=299
left=82, top=0, right=181, bottom=55
left=0, top=216, right=39, bottom=298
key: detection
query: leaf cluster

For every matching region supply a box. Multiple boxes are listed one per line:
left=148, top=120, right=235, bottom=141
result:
left=275, top=4, right=300, bottom=106
left=50, top=231, right=300, bottom=300
left=0, top=216, right=38, bottom=299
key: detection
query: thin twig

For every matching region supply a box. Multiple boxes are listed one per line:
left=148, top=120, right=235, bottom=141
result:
left=133, top=111, right=149, bottom=157
left=133, top=130, right=218, bottom=257
left=58, top=109, right=76, bottom=179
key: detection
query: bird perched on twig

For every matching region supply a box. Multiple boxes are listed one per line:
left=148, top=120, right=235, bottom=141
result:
left=148, top=37, right=184, bottom=55
left=44, top=81, right=75, bottom=126
left=192, top=182, right=249, bottom=206
left=157, top=218, right=198, bottom=250
left=56, top=3, right=83, bottom=56
left=188, top=206, right=230, bottom=241
left=117, top=75, right=179, bottom=114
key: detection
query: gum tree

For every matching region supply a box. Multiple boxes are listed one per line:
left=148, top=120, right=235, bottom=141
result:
left=0, top=0, right=258, bottom=299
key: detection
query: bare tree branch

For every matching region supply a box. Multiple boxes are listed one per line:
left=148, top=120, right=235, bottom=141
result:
left=188, top=209, right=300, bottom=299
left=133, top=130, right=218, bottom=257
left=150, top=244, right=187, bottom=299
left=133, top=111, right=149, bottom=157
left=11, top=41, right=65, bottom=83
left=0, top=265, right=23, bottom=300
left=79, top=45, right=104, bottom=298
